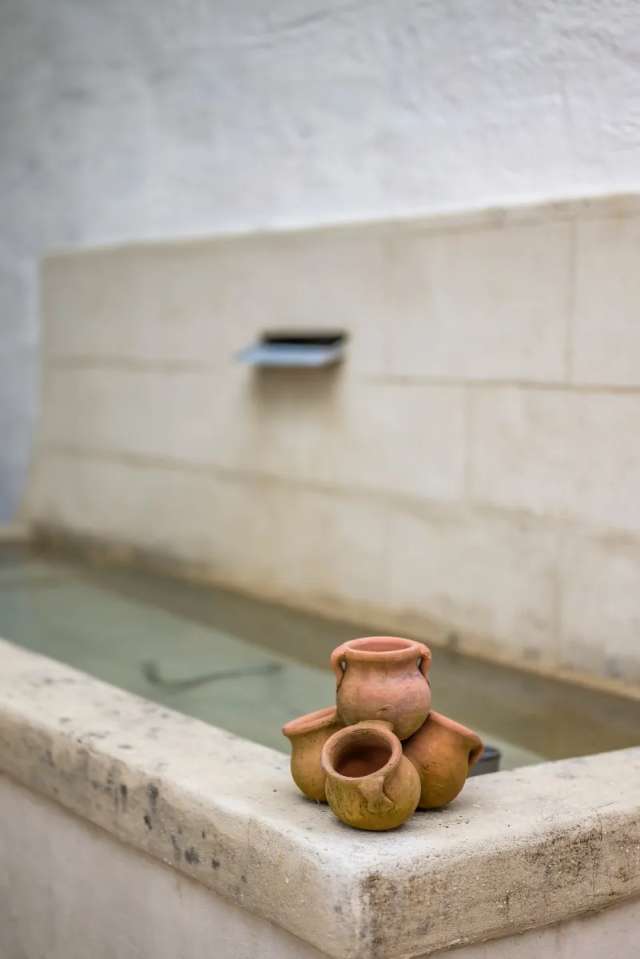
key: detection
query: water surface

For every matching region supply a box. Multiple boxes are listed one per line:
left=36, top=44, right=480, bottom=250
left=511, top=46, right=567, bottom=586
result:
left=1, top=543, right=638, bottom=768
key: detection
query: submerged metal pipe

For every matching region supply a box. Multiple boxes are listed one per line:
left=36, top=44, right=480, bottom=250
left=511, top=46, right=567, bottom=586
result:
left=142, top=659, right=282, bottom=692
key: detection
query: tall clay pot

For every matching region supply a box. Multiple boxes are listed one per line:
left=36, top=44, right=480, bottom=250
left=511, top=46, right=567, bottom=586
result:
left=282, top=706, right=343, bottom=802
left=331, top=636, right=432, bottom=740
left=403, top=710, right=483, bottom=809
left=321, top=721, right=420, bottom=831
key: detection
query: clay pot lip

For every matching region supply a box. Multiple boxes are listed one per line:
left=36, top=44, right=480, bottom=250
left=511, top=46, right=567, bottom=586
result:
left=282, top=705, right=338, bottom=739
left=424, top=710, right=482, bottom=744
left=320, top=721, right=401, bottom=783
left=339, top=636, right=429, bottom=663
left=407, top=710, right=484, bottom=767
left=427, top=710, right=478, bottom=737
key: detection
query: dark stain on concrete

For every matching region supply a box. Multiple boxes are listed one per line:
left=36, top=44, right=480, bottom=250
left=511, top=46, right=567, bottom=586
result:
left=185, top=847, right=200, bottom=865
left=147, top=783, right=159, bottom=813
left=170, top=834, right=182, bottom=862
left=359, top=870, right=398, bottom=956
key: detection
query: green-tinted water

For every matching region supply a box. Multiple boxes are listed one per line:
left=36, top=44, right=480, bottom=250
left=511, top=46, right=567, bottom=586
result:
left=0, top=544, right=638, bottom=767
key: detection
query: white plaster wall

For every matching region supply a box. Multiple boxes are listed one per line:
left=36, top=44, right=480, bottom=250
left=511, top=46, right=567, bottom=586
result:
left=3, top=0, right=640, bottom=519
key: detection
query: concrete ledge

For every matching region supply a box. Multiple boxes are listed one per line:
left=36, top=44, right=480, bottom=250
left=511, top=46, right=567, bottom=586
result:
left=38, top=190, right=640, bottom=259
left=0, top=772, right=326, bottom=959
left=1, top=638, right=639, bottom=958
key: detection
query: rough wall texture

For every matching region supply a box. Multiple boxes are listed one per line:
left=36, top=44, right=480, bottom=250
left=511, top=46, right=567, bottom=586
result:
left=4, top=0, right=640, bottom=518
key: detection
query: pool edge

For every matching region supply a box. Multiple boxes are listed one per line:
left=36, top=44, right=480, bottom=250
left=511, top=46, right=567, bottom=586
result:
left=1, top=637, right=639, bottom=958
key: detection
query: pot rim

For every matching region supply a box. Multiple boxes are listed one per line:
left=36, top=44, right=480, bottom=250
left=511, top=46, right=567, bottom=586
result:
left=282, top=705, right=338, bottom=739
left=427, top=709, right=479, bottom=738
left=409, top=710, right=484, bottom=767
left=320, top=721, right=401, bottom=783
left=339, top=636, right=429, bottom=664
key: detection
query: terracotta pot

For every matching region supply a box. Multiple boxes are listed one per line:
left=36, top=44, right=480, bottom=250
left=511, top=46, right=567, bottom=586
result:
left=282, top=706, right=343, bottom=802
left=331, top=636, right=432, bottom=740
left=321, top=720, right=421, bottom=831
left=403, top=710, right=483, bottom=809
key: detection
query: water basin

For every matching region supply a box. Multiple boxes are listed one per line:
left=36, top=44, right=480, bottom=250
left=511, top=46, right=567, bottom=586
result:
left=0, top=542, right=638, bottom=769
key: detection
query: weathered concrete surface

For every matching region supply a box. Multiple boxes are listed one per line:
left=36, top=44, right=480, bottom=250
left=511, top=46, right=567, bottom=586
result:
left=3, top=772, right=639, bottom=959
left=429, top=897, right=640, bottom=959
left=1, top=638, right=639, bottom=959
left=0, top=772, right=327, bottom=959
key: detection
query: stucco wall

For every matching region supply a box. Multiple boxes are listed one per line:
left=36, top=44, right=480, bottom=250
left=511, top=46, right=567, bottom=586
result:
left=4, top=0, right=640, bottom=519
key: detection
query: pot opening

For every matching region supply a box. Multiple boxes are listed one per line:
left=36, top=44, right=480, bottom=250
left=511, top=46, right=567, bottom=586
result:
left=350, top=636, right=413, bottom=654
left=334, top=739, right=392, bottom=778
left=282, top=705, right=336, bottom=738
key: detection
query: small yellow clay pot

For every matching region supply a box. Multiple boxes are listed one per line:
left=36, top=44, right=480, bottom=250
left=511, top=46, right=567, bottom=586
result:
left=282, top=706, right=343, bottom=802
left=403, top=710, right=483, bottom=809
left=331, top=636, right=432, bottom=740
left=321, top=720, right=421, bottom=831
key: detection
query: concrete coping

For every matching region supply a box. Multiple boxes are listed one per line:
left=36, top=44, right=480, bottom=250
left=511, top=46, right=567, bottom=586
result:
left=1, top=637, right=639, bottom=958
left=43, top=190, right=640, bottom=263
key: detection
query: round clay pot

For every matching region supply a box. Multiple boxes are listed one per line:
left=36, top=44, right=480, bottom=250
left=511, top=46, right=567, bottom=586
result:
left=282, top=706, right=343, bottom=802
left=403, top=710, right=484, bottom=809
left=331, top=636, right=432, bottom=740
left=321, top=720, right=421, bottom=831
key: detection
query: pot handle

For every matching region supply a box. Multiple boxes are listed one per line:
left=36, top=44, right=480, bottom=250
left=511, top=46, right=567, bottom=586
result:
left=468, top=737, right=484, bottom=769
left=330, top=644, right=348, bottom=687
left=416, top=643, right=432, bottom=679
left=357, top=775, right=394, bottom=814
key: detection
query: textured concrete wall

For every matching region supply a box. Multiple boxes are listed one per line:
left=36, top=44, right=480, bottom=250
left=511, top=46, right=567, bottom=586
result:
left=2, top=640, right=640, bottom=957
left=4, top=0, right=640, bottom=519
left=2, top=772, right=640, bottom=959
left=28, top=195, right=640, bottom=692
left=0, top=774, right=326, bottom=959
